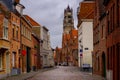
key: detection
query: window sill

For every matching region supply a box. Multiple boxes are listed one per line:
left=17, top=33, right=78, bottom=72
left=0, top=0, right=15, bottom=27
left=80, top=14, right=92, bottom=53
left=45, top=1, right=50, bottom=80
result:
left=0, top=38, right=10, bottom=42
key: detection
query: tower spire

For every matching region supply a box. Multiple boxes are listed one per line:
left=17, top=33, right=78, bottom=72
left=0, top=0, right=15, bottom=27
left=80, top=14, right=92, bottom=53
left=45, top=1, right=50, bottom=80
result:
left=63, top=6, right=74, bottom=34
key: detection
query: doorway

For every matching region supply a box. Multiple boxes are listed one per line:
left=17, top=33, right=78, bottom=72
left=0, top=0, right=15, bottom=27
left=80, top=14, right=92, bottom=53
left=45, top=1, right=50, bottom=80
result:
left=6, top=51, right=10, bottom=74
left=26, top=47, right=31, bottom=73
left=102, top=52, right=106, bottom=77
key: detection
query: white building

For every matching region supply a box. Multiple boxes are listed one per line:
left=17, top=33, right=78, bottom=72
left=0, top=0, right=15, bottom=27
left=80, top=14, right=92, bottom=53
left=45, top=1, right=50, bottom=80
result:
left=78, top=20, right=93, bottom=68
left=77, top=1, right=94, bottom=70
left=40, top=26, right=54, bottom=68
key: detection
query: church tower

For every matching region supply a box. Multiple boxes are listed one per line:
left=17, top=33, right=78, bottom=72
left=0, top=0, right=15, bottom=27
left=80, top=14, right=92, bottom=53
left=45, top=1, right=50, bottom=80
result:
left=63, top=5, right=74, bottom=34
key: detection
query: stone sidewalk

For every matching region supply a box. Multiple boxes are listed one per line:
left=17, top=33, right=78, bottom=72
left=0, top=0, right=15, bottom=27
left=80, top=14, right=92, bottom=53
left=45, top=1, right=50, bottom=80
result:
left=0, top=67, right=56, bottom=80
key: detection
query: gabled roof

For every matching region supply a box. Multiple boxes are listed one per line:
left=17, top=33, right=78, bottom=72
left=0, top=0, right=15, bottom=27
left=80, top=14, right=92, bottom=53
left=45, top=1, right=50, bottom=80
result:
left=78, top=1, right=95, bottom=19
left=24, top=15, right=41, bottom=26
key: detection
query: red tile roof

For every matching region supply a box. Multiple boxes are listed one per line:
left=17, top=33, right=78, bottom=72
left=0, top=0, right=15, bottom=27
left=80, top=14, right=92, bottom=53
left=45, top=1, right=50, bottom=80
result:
left=78, top=1, right=95, bottom=19
left=24, top=15, right=41, bottom=26
left=71, top=29, right=78, bottom=36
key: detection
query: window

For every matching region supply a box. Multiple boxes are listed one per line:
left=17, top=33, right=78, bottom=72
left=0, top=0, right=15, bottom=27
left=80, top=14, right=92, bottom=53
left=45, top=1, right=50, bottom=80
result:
left=23, top=26, right=25, bottom=36
left=0, top=54, right=2, bottom=70
left=101, top=25, right=104, bottom=38
left=85, top=48, right=89, bottom=50
left=16, top=30, right=18, bottom=39
left=98, top=57, right=100, bottom=71
left=12, top=28, right=15, bottom=38
left=103, top=0, right=110, bottom=6
left=3, top=18, right=8, bottom=39
left=117, top=0, right=120, bottom=27
left=68, top=16, right=72, bottom=18
left=12, top=52, right=16, bottom=67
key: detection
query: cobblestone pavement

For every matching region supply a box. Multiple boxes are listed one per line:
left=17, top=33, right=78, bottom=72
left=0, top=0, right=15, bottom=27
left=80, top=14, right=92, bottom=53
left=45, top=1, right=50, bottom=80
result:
left=26, top=66, right=105, bottom=80
left=0, top=67, right=56, bottom=80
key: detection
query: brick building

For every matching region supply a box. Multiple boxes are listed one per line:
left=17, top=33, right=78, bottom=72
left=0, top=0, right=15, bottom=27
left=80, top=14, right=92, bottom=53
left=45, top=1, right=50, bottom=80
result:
left=69, top=29, right=78, bottom=66
left=93, top=0, right=120, bottom=80
left=93, top=0, right=107, bottom=77
left=24, top=15, right=42, bottom=70
left=0, top=3, right=11, bottom=75
left=104, top=0, right=120, bottom=80
left=31, top=33, right=40, bottom=71
left=62, top=33, right=70, bottom=65
left=62, top=6, right=78, bottom=66
left=0, top=3, right=21, bottom=76
left=20, top=16, right=32, bottom=73
left=10, top=12, right=21, bottom=75
left=55, top=47, right=62, bottom=65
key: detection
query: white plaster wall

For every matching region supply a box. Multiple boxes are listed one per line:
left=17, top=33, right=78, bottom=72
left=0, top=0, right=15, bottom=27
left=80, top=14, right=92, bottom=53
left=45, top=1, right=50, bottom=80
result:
left=78, top=20, right=93, bottom=68
left=82, top=21, right=93, bottom=67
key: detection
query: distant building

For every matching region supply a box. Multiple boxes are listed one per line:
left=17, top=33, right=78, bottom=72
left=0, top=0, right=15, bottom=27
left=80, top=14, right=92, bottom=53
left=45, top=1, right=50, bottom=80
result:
left=63, top=5, right=74, bottom=34
left=24, top=15, right=42, bottom=69
left=62, top=6, right=78, bottom=66
left=55, top=47, right=62, bottom=65
left=31, top=33, right=40, bottom=71
left=40, top=26, right=54, bottom=68
left=69, top=29, right=78, bottom=66
left=77, top=1, right=94, bottom=70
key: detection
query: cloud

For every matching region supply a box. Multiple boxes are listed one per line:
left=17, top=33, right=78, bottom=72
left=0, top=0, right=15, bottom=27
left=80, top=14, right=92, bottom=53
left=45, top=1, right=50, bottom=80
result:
left=20, top=0, right=82, bottom=48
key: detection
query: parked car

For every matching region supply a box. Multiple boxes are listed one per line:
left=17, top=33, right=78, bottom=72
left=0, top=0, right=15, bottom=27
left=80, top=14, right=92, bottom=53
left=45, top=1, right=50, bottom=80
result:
left=62, top=62, right=68, bottom=66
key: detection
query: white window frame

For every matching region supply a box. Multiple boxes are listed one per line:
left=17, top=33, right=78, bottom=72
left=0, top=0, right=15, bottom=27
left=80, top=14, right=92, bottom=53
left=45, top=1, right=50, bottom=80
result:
left=3, top=18, right=8, bottom=39
left=12, top=52, right=16, bottom=67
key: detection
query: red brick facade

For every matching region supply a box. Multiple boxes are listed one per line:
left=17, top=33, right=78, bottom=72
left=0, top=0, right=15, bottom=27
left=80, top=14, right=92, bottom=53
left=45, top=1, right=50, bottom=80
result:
left=31, top=34, right=41, bottom=70
left=93, top=0, right=107, bottom=77
left=55, top=47, right=62, bottom=65
left=62, top=29, right=78, bottom=66
left=93, top=0, right=120, bottom=80
left=106, top=0, right=120, bottom=79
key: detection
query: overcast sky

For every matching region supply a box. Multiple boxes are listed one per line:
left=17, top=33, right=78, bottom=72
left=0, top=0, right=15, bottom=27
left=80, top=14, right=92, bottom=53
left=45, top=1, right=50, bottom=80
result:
left=20, top=0, right=82, bottom=48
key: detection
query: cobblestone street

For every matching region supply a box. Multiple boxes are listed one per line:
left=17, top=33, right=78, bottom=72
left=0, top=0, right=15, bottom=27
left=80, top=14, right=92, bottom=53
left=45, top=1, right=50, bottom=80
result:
left=26, top=66, right=105, bottom=80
